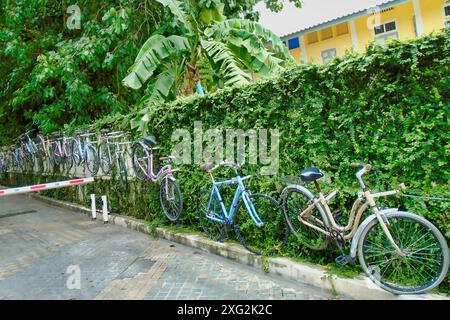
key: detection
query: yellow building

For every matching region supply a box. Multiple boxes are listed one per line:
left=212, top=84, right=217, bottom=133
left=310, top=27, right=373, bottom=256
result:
left=282, top=0, right=450, bottom=64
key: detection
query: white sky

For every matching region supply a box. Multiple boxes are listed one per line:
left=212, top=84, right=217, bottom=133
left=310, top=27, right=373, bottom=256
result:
left=255, top=0, right=395, bottom=37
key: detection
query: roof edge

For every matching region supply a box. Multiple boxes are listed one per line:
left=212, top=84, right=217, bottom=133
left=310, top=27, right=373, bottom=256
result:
left=280, top=0, right=411, bottom=39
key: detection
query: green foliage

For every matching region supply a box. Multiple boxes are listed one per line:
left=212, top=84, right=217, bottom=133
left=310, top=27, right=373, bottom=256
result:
left=123, top=0, right=295, bottom=104
left=0, top=0, right=165, bottom=143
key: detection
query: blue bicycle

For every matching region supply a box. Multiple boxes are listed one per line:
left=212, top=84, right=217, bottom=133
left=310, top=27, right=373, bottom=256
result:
left=197, top=161, right=289, bottom=255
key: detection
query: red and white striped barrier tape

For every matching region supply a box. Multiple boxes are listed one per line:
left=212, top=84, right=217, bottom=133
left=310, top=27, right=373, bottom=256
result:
left=0, top=177, right=94, bottom=197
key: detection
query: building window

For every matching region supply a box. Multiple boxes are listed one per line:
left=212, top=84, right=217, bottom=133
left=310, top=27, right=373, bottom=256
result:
left=320, top=27, right=333, bottom=40
left=336, top=22, right=349, bottom=36
left=321, top=48, right=337, bottom=63
left=306, top=31, right=319, bottom=44
left=445, top=4, right=450, bottom=28
left=374, top=21, right=399, bottom=44
left=288, top=37, right=300, bottom=49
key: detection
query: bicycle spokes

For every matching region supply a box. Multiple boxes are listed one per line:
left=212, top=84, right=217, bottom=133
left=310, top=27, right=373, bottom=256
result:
left=361, top=214, right=446, bottom=292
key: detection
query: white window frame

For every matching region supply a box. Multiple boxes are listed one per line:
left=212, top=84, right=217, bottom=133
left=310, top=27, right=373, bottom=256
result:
left=321, top=48, right=337, bottom=63
left=444, top=2, right=450, bottom=29
left=373, top=19, right=400, bottom=44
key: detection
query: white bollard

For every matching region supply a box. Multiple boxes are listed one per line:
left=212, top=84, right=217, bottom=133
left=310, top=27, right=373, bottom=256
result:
left=90, top=194, right=96, bottom=220
left=101, top=195, right=109, bottom=223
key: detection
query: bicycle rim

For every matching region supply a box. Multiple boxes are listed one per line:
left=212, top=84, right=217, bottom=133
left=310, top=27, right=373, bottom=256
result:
left=234, top=193, right=289, bottom=256
left=282, top=186, right=329, bottom=251
left=159, top=177, right=183, bottom=221
left=358, top=212, right=449, bottom=294
left=132, top=143, right=150, bottom=180
left=86, top=146, right=99, bottom=175
left=98, top=142, right=112, bottom=175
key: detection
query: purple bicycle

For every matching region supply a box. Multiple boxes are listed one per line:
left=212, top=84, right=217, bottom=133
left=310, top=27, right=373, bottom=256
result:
left=131, top=136, right=183, bottom=222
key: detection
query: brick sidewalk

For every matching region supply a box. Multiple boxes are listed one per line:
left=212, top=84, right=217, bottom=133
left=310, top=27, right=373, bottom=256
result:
left=0, top=195, right=334, bottom=300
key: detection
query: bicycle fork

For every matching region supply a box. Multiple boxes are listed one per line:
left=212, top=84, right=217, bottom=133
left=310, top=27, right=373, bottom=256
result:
left=364, top=191, right=405, bottom=257
left=163, top=175, right=175, bottom=201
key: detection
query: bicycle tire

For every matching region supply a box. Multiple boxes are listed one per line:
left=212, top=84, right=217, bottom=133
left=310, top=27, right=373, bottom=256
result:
left=358, top=211, right=449, bottom=295
left=98, top=141, right=113, bottom=175
left=52, top=142, right=61, bottom=167
left=281, top=185, right=330, bottom=251
left=197, top=189, right=227, bottom=242
left=159, top=176, right=183, bottom=221
left=85, top=145, right=99, bottom=175
left=234, top=193, right=289, bottom=256
left=131, top=142, right=150, bottom=181
left=71, top=140, right=82, bottom=166
left=64, top=141, right=74, bottom=171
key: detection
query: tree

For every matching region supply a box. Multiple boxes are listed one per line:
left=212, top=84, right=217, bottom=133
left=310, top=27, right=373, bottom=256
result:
left=122, top=0, right=297, bottom=105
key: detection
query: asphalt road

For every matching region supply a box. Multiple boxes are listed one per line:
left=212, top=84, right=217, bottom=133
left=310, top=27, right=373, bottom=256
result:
left=0, top=194, right=335, bottom=300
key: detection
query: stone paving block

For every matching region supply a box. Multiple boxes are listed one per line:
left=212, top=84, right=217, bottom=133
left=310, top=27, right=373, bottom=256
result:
left=0, top=194, right=333, bottom=300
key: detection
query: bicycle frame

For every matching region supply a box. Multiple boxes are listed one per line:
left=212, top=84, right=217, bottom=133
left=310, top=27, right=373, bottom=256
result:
left=296, top=166, right=404, bottom=255
left=298, top=188, right=400, bottom=241
left=74, top=133, right=95, bottom=163
left=135, top=141, right=177, bottom=182
left=204, top=174, right=263, bottom=227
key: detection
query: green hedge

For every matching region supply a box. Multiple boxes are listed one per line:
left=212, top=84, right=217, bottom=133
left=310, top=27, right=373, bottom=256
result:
left=109, top=30, right=450, bottom=293
left=2, top=30, right=449, bottom=293
left=106, top=30, right=450, bottom=235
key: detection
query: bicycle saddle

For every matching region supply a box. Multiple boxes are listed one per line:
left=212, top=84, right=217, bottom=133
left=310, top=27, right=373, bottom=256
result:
left=200, top=163, right=214, bottom=172
left=300, top=167, right=324, bottom=182
left=143, top=136, right=157, bottom=146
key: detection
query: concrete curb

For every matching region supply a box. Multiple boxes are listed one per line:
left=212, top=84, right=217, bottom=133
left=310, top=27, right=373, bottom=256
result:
left=27, top=193, right=449, bottom=300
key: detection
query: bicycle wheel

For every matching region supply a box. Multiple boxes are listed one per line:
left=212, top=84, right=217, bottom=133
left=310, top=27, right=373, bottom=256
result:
left=64, top=142, right=73, bottom=172
left=358, top=211, right=449, bottom=295
left=98, top=142, right=113, bottom=175
left=24, top=154, right=34, bottom=172
left=233, top=193, right=289, bottom=256
left=71, top=140, right=82, bottom=166
left=118, top=153, right=128, bottom=190
left=197, top=189, right=227, bottom=242
left=281, top=185, right=330, bottom=251
left=85, top=145, right=99, bottom=175
left=52, top=143, right=61, bottom=167
left=159, top=176, right=183, bottom=221
left=131, top=142, right=150, bottom=180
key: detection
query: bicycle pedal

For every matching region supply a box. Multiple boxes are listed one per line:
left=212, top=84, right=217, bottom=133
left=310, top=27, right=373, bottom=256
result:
left=335, top=255, right=354, bottom=266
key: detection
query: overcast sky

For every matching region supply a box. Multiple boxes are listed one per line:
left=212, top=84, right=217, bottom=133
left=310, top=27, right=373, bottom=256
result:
left=255, top=0, right=393, bottom=37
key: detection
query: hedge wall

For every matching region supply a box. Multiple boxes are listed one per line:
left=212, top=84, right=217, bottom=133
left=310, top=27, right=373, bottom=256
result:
left=105, top=30, right=449, bottom=235
left=2, top=30, right=449, bottom=292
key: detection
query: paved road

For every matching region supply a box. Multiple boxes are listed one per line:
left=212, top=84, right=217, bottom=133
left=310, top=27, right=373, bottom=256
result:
left=0, top=194, right=334, bottom=300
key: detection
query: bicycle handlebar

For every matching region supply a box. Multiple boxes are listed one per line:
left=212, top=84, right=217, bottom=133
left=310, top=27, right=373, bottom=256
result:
left=201, top=160, right=242, bottom=173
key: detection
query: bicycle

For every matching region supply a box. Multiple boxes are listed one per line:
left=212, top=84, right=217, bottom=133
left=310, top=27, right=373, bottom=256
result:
left=197, top=160, right=289, bottom=256
left=71, top=130, right=99, bottom=175
left=36, top=132, right=55, bottom=172
left=10, top=144, right=22, bottom=170
left=131, top=135, right=183, bottom=222
left=15, top=132, right=37, bottom=172
left=97, top=129, right=130, bottom=189
left=50, top=131, right=74, bottom=171
left=0, top=147, right=9, bottom=175
left=281, top=163, right=449, bottom=294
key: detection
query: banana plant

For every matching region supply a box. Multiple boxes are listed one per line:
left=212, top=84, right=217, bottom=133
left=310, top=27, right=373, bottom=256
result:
left=123, top=0, right=295, bottom=130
